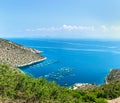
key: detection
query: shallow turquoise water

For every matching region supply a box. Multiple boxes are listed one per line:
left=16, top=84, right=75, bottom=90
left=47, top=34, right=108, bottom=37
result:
left=9, top=38, right=120, bottom=86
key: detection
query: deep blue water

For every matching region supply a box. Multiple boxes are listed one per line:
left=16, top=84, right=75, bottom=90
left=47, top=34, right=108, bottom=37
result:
left=8, top=38, right=120, bottom=86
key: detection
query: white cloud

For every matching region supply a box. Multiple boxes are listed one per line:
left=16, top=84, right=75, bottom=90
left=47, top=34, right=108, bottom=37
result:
left=111, top=26, right=120, bottom=32
left=101, top=25, right=109, bottom=32
left=62, top=25, right=95, bottom=32
left=99, top=25, right=120, bottom=37
left=99, top=25, right=120, bottom=33
left=24, top=25, right=120, bottom=39
left=25, top=27, right=62, bottom=32
left=25, top=25, right=96, bottom=32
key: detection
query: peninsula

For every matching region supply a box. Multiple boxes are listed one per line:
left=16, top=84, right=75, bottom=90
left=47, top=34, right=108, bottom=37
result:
left=0, top=38, right=46, bottom=67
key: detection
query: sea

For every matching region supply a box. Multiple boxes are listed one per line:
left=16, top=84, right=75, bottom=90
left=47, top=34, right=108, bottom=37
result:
left=8, top=38, right=120, bottom=86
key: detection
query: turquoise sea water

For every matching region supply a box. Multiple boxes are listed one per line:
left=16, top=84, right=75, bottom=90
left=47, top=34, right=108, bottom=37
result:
left=9, top=38, right=120, bottom=86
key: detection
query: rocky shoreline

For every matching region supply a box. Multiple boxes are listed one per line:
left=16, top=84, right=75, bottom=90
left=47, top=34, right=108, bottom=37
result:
left=0, top=38, right=46, bottom=67
left=105, top=69, right=120, bottom=84
left=71, top=69, right=120, bottom=90
left=17, top=57, right=47, bottom=68
left=70, top=83, right=96, bottom=90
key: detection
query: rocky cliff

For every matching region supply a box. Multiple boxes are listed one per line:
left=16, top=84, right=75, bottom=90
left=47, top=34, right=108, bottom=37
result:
left=106, top=69, right=120, bottom=83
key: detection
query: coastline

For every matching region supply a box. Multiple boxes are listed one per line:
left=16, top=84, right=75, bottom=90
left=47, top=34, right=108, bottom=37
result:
left=17, top=57, right=47, bottom=68
left=105, top=69, right=112, bottom=84
left=70, top=69, right=113, bottom=90
left=105, top=69, right=120, bottom=84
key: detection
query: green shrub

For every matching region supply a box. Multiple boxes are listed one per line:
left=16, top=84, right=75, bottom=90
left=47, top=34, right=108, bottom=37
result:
left=0, top=63, right=108, bottom=103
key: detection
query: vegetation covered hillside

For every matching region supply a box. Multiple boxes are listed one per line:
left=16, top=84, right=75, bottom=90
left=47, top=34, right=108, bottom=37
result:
left=0, top=63, right=108, bottom=103
left=0, top=38, right=45, bottom=67
left=1, top=63, right=120, bottom=103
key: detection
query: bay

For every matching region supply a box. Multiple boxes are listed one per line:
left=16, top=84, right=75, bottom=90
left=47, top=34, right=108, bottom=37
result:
left=9, top=38, right=120, bottom=86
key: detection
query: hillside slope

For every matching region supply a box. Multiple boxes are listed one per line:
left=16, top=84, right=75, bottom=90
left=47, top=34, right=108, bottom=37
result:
left=106, top=69, right=120, bottom=83
left=0, top=38, right=45, bottom=67
left=0, top=63, right=107, bottom=103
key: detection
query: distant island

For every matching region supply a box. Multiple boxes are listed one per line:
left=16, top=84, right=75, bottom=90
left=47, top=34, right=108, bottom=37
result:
left=0, top=38, right=46, bottom=67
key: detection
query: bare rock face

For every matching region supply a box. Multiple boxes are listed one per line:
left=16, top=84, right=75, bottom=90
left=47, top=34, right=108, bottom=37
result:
left=106, top=69, right=120, bottom=83
left=0, top=38, right=45, bottom=67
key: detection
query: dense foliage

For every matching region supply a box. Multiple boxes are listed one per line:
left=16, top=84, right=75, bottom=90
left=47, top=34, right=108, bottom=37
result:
left=1, top=63, right=120, bottom=103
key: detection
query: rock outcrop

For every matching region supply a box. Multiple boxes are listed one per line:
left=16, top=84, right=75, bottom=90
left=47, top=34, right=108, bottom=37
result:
left=106, top=69, right=120, bottom=83
left=0, top=38, right=45, bottom=67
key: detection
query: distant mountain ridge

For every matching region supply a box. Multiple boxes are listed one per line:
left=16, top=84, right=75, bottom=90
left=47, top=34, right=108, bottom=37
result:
left=0, top=38, right=45, bottom=67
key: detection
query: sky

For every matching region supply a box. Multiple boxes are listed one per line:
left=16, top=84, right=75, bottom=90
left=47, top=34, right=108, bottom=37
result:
left=1, top=0, right=120, bottom=39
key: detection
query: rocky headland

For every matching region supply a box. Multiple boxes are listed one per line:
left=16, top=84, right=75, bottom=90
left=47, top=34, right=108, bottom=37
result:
left=71, top=69, right=120, bottom=91
left=106, top=69, right=120, bottom=84
left=0, top=38, right=46, bottom=67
